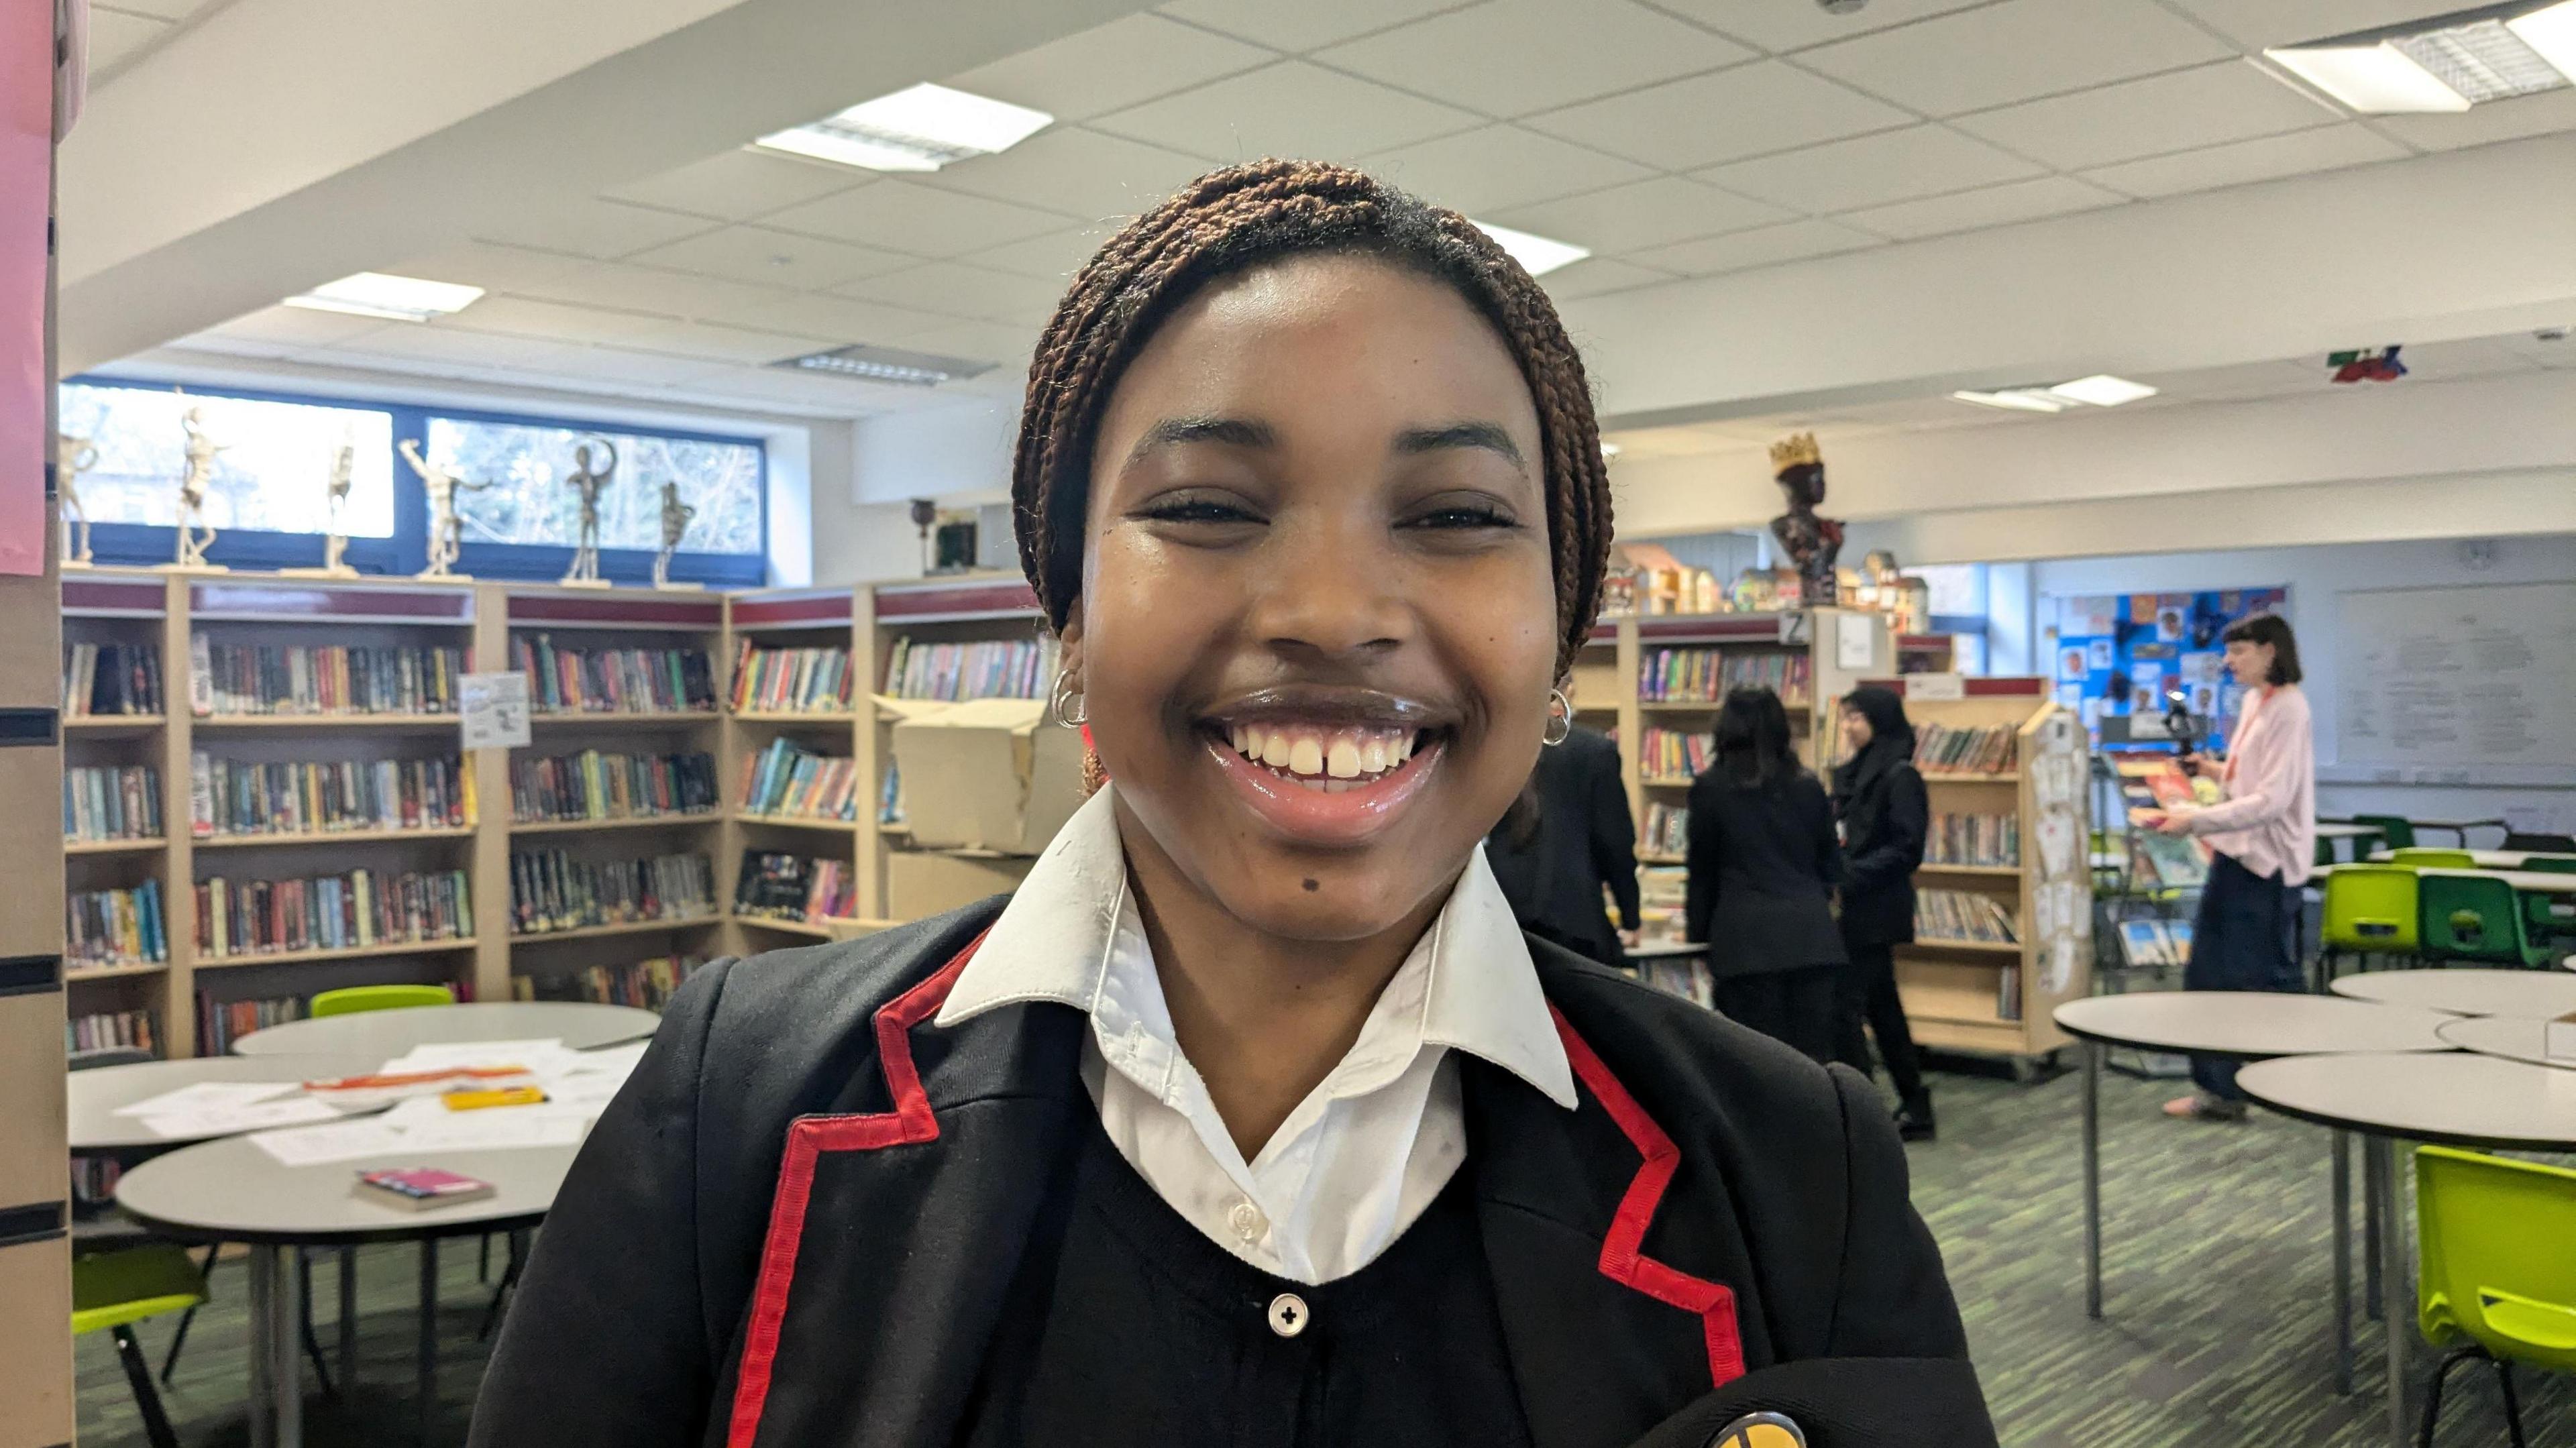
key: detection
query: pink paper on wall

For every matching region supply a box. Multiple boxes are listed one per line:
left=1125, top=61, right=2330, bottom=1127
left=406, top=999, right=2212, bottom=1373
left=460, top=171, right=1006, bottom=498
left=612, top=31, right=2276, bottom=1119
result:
left=0, top=0, right=52, bottom=576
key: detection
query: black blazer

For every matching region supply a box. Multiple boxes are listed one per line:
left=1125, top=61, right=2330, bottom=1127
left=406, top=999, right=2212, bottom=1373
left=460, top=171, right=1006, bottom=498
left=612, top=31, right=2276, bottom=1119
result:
left=1487, top=725, right=1640, bottom=966
left=1684, top=769, right=1847, bottom=977
left=470, top=901, right=1993, bottom=1448
left=1835, top=760, right=1929, bottom=947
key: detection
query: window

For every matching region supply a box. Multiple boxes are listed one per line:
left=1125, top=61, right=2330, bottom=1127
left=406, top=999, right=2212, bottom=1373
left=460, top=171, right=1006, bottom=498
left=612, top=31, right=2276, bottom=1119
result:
left=58, top=383, right=394, bottom=537
left=427, top=419, right=763, bottom=555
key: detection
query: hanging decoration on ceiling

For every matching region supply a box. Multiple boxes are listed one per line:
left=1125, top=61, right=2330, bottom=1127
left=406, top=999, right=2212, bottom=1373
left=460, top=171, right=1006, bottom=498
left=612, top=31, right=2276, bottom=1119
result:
left=2328, top=345, right=2407, bottom=384
left=1767, top=431, right=1844, bottom=608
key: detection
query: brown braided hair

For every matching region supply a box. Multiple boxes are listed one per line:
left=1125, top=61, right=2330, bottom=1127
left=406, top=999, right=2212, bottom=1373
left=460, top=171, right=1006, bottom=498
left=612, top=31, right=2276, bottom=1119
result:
left=1011, top=158, right=1615, bottom=677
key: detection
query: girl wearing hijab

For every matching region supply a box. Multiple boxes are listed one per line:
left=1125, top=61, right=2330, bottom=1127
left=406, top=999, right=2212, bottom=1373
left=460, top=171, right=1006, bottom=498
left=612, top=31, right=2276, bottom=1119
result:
left=1685, top=687, right=1846, bottom=1062
left=469, top=160, right=1988, bottom=1448
left=1832, top=685, right=1935, bottom=1142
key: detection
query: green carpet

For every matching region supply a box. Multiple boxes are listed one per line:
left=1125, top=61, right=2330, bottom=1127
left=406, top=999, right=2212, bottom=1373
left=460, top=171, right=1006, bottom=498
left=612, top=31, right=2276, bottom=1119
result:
left=76, top=1067, right=2571, bottom=1445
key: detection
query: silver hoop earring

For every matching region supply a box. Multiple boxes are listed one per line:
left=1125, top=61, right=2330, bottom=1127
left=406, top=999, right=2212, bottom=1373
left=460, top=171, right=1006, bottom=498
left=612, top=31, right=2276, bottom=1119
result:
left=1049, top=671, right=1088, bottom=729
left=1541, top=687, right=1573, bottom=746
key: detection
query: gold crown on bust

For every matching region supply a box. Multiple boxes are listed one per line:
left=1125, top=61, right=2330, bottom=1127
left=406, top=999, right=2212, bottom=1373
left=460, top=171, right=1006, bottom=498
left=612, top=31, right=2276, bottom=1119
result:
left=1769, top=432, right=1821, bottom=470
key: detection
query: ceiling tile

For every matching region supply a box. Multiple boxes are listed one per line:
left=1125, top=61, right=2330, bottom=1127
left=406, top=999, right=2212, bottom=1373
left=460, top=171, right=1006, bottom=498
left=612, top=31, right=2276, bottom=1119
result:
left=1693, top=124, right=2041, bottom=213
left=763, top=180, right=1075, bottom=256
left=384, top=243, right=582, bottom=296
left=1490, top=176, right=1791, bottom=253
left=895, top=319, right=1044, bottom=371
left=1358, top=123, right=1652, bottom=215
left=601, top=150, right=866, bottom=221
left=1623, top=219, right=1882, bottom=275
left=331, top=327, right=605, bottom=374
left=963, top=227, right=1121, bottom=280
left=561, top=348, right=734, bottom=390
left=1838, top=175, right=2124, bottom=239
left=2375, top=87, right=2576, bottom=152
left=625, top=225, right=912, bottom=292
left=1089, top=60, right=1482, bottom=163
left=2132, top=357, right=2328, bottom=401
left=502, top=260, right=803, bottom=324
left=2158, top=0, right=2481, bottom=50
left=2392, top=337, right=2546, bottom=382
left=433, top=296, right=700, bottom=349
left=1153, top=0, right=1470, bottom=53
left=470, top=199, right=720, bottom=262
left=1315, top=0, right=1749, bottom=118
left=945, top=13, right=1275, bottom=121
left=205, top=305, right=392, bottom=350
left=1536, top=256, right=1680, bottom=301
left=837, top=263, right=1072, bottom=327
left=916, top=127, right=1214, bottom=223
left=93, top=0, right=211, bottom=19
left=1523, top=61, right=1913, bottom=171
left=622, top=323, right=839, bottom=366
left=2078, top=123, right=2408, bottom=199
left=84, top=7, right=172, bottom=74
left=1650, top=0, right=1992, bottom=54
left=1953, top=61, right=2340, bottom=171
left=1796, top=0, right=2233, bottom=117
left=709, top=291, right=958, bottom=345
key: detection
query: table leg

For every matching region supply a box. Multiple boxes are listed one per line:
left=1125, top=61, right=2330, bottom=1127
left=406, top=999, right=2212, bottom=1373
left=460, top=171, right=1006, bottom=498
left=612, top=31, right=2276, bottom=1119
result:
left=338, top=1247, right=358, bottom=1388
left=246, top=1243, right=305, bottom=1448
left=2083, top=1039, right=2104, bottom=1319
left=248, top=1245, right=274, bottom=1448
left=2365, top=1145, right=2383, bottom=1321
left=419, top=1237, right=439, bottom=1447
left=2369, top=1136, right=2410, bottom=1448
left=2333, top=1130, right=2353, bottom=1396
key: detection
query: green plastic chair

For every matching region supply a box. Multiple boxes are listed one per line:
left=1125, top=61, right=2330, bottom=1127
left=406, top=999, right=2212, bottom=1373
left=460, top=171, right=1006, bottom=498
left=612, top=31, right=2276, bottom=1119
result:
left=2520, top=857, right=2576, bottom=874
left=2420, top=875, right=2556, bottom=968
left=2390, top=848, right=2477, bottom=869
left=2414, top=1146, right=2576, bottom=1445
left=310, top=983, right=454, bottom=1017
left=2528, top=891, right=2576, bottom=951
left=2354, top=814, right=2418, bottom=852
left=2321, top=864, right=2423, bottom=981
left=74, top=1245, right=207, bottom=1448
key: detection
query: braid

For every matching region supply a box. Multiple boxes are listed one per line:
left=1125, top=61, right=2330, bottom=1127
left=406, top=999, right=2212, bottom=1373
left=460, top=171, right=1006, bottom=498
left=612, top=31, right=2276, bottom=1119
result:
left=1011, top=158, right=1614, bottom=677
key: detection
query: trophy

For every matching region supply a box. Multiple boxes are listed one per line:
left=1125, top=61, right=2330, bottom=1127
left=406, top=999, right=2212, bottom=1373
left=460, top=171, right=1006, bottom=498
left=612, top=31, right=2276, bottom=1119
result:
left=57, top=432, right=97, bottom=567
left=559, top=439, right=616, bottom=588
left=168, top=406, right=229, bottom=572
left=651, top=480, right=700, bottom=590
left=401, top=438, right=490, bottom=581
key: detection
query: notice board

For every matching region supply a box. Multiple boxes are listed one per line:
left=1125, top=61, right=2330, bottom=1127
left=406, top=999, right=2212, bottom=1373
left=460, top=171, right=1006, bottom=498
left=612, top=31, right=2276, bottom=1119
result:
left=2336, top=583, right=2576, bottom=772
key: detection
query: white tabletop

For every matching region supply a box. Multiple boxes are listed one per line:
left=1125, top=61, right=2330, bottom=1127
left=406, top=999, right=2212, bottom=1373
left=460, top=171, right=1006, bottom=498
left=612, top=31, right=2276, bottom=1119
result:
left=115, top=1135, right=578, bottom=1245
left=2237, top=1052, right=2576, bottom=1150
left=2436, top=1015, right=2576, bottom=1071
left=2053, top=992, right=2457, bottom=1058
left=2330, top=968, right=2576, bottom=1019
left=2368, top=850, right=2576, bottom=869
left=2315, top=823, right=2378, bottom=839
left=1627, top=941, right=1709, bottom=960
left=231, top=1001, right=660, bottom=1058
left=69, top=1054, right=388, bottom=1152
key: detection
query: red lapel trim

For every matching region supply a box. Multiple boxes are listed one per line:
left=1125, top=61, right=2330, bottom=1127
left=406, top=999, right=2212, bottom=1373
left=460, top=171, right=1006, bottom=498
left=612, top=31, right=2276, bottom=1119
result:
left=1550, top=1003, right=1748, bottom=1389
left=724, top=932, right=985, bottom=1448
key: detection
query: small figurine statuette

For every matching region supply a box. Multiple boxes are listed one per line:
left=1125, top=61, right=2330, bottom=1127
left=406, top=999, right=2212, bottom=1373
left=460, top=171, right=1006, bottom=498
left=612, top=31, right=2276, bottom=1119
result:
left=57, top=432, right=98, bottom=566
left=561, top=439, right=617, bottom=586
left=284, top=427, right=363, bottom=579
left=174, top=406, right=226, bottom=569
left=1766, top=432, right=1844, bottom=608
left=401, top=438, right=490, bottom=580
left=652, top=480, right=696, bottom=589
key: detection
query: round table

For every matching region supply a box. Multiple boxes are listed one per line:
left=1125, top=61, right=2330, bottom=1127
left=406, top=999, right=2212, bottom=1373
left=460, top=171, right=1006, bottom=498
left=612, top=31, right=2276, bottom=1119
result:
left=2331, top=968, right=2576, bottom=1019
left=2433, top=1013, right=2576, bottom=1070
left=231, top=1001, right=659, bottom=1058
left=2237, top=1052, right=2576, bottom=1448
left=117, top=1135, right=579, bottom=1448
left=70, top=1054, right=387, bottom=1152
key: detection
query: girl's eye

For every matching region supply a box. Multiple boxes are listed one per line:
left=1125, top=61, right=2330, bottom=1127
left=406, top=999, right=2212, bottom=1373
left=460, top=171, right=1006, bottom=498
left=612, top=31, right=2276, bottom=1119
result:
left=1408, top=502, right=1521, bottom=531
left=1140, top=496, right=1262, bottom=525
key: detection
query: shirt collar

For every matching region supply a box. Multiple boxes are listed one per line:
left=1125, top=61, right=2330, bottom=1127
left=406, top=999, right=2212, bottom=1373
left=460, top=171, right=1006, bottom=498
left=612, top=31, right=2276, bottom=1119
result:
left=936, top=784, right=1576, bottom=1110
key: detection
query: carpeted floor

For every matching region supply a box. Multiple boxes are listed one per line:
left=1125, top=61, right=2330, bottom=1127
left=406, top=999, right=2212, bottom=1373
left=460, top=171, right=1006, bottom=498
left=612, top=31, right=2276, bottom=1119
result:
left=75, top=1064, right=2569, bottom=1446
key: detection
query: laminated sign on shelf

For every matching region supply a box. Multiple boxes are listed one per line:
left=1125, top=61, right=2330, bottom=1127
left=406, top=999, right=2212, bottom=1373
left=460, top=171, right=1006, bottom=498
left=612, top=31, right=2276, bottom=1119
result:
left=460, top=671, right=533, bottom=751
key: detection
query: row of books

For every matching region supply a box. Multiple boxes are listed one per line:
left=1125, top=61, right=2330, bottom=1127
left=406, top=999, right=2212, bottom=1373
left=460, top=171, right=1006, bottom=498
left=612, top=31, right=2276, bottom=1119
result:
left=882, top=635, right=1056, bottom=702
left=1925, top=812, right=2021, bottom=869
left=68, top=1008, right=160, bottom=1058
left=512, top=954, right=702, bottom=1011
left=734, top=850, right=858, bottom=923
left=1637, top=957, right=1715, bottom=1009
left=729, top=642, right=853, bottom=714
left=1913, top=722, right=2017, bottom=775
left=64, top=642, right=165, bottom=717
left=198, top=994, right=301, bottom=1056
left=1638, top=649, right=1811, bottom=705
left=68, top=882, right=168, bottom=967
left=509, top=849, right=718, bottom=936
left=1915, top=888, right=2019, bottom=945
left=1642, top=802, right=1688, bottom=858
left=189, top=637, right=464, bottom=717
left=197, top=869, right=474, bottom=959
left=511, top=749, right=718, bottom=825
left=513, top=635, right=718, bottom=715
left=737, top=738, right=862, bottom=822
left=64, top=764, right=164, bottom=843
left=193, top=753, right=473, bottom=838
left=1638, top=726, right=1716, bottom=782
left=2116, top=917, right=2198, bottom=969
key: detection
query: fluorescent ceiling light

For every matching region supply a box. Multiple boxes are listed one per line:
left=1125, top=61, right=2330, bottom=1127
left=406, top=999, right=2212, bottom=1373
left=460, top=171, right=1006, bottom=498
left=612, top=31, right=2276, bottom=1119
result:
left=2510, top=1, right=2576, bottom=82
left=2394, top=16, right=2569, bottom=100
left=2265, top=42, right=2471, bottom=112
left=1951, top=389, right=2067, bottom=413
left=1472, top=221, right=1590, bottom=277
left=282, top=272, right=485, bottom=323
left=2046, top=374, right=2159, bottom=406
left=773, top=343, right=996, bottom=387
left=755, top=83, right=1051, bottom=173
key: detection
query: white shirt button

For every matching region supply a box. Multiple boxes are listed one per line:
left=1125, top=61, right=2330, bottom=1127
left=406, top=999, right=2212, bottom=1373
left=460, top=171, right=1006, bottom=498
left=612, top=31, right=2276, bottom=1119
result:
left=1267, top=1292, right=1309, bottom=1339
left=1228, top=1200, right=1266, bottom=1242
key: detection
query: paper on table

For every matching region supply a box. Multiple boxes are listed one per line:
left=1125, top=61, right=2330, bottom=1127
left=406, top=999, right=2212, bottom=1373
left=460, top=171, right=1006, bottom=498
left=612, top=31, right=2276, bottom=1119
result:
left=142, top=1096, right=347, bottom=1139
left=251, top=1103, right=589, bottom=1165
left=250, top=1117, right=413, bottom=1166
left=113, top=1080, right=299, bottom=1118
left=557, top=1040, right=647, bottom=1077
left=380, top=1039, right=576, bottom=1075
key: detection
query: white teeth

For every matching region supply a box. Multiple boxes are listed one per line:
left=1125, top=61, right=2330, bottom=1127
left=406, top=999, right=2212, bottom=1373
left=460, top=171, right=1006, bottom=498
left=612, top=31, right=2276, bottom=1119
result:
left=1358, top=736, right=1388, bottom=773
left=1288, top=736, right=1324, bottom=775
left=1232, top=724, right=1248, bottom=755
left=1224, top=722, right=1425, bottom=781
left=1260, top=730, right=1292, bottom=768
left=1326, top=738, right=1362, bottom=779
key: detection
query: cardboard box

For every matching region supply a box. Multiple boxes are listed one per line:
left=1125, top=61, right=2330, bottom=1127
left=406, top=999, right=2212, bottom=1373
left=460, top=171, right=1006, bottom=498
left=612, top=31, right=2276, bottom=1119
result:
left=888, top=697, right=1085, bottom=854
left=886, top=850, right=1033, bottom=921
left=2548, top=1013, right=2576, bottom=1062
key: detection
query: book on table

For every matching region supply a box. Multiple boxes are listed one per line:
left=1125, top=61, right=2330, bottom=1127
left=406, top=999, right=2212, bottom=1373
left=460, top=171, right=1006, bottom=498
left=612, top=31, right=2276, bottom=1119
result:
left=353, top=1167, right=497, bottom=1211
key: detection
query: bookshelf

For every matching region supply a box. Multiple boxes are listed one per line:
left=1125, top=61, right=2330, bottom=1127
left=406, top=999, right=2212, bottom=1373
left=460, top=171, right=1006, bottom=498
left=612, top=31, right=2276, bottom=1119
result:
left=1866, top=675, right=2093, bottom=1066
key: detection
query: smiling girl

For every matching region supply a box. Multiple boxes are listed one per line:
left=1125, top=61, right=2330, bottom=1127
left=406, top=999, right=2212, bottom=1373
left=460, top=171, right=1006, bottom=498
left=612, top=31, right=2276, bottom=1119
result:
left=471, top=160, right=1990, bottom=1448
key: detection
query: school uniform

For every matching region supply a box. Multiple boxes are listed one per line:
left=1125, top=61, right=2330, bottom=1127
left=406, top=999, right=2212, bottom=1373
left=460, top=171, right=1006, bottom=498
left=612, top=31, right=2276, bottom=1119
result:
left=470, top=787, right=1992, bottom=1448
left=1684, top=767, right=1847, bottom=1063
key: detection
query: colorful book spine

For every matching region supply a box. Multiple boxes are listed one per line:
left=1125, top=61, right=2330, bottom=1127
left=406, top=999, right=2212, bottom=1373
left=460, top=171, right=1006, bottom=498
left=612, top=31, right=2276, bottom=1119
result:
left=1912, top=722, right=2017, bottom=775
left=731, top=850, right=856, bottom=922
left=728, top=642, right=855, bottom=714
left=67, top=1008, right=160, bottom=1058
left=193, top=869, right=473, bottom=958
left=508, top=850, right=716, bottom=935
left=1925, top=812, right=2021, bottom=867
left=881, top=634, right=1058, bottom=702
left=1637, top=648, right=1811, bottom=706
left=1914, top=888, right=2020, bottom=945
left=1638, top=727, right=1715, bottom=781
left=189, top=637, right=466, bottom=717
left=511, top=635, right=717, bottom=715
left=62, top=642, right=165, bottom=716
left=65, top=881, right=168, bottom=967
left=196, top=993, right=304, bottom=1056
left=191, top=753, right=472, bottom=838
left=62, top=764, right=164, bottom=842
left=735, top=738, right=861, bottom=822
left=508, top=750, right=717, bottom=824
left=511, top=954, right=702, bottom=1011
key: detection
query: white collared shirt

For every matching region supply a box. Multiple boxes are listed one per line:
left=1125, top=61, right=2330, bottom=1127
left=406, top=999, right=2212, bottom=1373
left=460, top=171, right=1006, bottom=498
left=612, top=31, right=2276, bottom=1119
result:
left=936, top=785, right=1577, bottom=1285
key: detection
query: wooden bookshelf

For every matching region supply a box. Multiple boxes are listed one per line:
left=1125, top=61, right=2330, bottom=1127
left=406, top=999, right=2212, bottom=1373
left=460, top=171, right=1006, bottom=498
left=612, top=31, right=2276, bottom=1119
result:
left=193, top=825, right=476, bottom=850
left=193, top=937, right=480, bottom=970
left=512, top=916, right=724, bottom=946
left=62, top=836, right=166, bottom=856
left=506, top=813, right=718, bottom=835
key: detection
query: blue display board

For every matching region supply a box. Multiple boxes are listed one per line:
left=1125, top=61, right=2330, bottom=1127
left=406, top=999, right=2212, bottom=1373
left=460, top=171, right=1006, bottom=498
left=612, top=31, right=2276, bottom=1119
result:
left=2049, top=588, right=2288, bottom=752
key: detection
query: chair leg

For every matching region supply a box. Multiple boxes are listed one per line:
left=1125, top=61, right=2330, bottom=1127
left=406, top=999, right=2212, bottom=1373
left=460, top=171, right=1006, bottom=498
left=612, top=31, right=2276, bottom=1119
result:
left=299, top=1247, right=337, bottom=1398
left=478, top=1231, right=525, bottom=1341
left=2495, top=1359, right=2527, bottom=1448
left=158, top=1242, right=220, bottom=1385
left=2415, top=1345, right=2483, bottom=1447
left=478, top=1232, right=491, bottom=1284
left=111, top=1325, right=182, bottom=1448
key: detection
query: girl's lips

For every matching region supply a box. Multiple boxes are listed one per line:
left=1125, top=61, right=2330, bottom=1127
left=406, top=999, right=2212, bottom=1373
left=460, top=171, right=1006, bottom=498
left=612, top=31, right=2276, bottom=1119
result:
left=1202, top=729, right=1443, bottom=847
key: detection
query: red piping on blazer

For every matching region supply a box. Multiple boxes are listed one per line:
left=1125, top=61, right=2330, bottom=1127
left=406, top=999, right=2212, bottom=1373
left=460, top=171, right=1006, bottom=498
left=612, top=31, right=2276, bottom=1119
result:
left=1550, top=1004, right=1747, bottom=1389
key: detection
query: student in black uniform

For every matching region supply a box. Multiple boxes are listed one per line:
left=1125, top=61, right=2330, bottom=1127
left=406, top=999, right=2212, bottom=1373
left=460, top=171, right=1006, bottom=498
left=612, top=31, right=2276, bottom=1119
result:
left=1486, top=721, right=1642, bottom=967
left=471, top=160, right=1990, bottom=1448
left=1831, top=685, right=1936, bottom=1142
left=1686, top=687, right=1846, bottom=1063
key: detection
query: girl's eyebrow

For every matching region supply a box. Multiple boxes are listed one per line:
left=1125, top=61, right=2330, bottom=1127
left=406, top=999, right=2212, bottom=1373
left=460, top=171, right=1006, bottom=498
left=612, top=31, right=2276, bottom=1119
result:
left=1126, top=415, right=1276, bottom=464
left=1393, top=421, right=1524, bottom=467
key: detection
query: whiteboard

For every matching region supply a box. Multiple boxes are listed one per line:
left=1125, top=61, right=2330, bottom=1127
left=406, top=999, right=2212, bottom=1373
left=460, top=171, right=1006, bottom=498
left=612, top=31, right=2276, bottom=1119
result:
left=2336, top=583, right=2576, bottom=771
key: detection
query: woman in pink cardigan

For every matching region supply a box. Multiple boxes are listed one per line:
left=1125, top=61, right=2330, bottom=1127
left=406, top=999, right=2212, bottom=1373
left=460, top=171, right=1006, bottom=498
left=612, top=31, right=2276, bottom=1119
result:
left=2145, top=614, right=2316, bottom=1121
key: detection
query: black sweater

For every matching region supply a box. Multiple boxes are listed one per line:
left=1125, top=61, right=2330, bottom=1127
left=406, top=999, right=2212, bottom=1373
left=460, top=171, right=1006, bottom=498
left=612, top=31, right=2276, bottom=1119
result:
left=1683, top=769, right=1846, bottom=977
